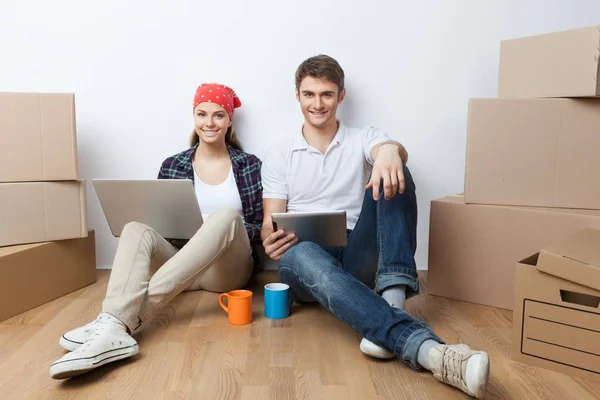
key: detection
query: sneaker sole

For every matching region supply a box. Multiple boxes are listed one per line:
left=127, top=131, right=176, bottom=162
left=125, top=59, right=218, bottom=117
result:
left=59, top=336, right=84, bottom=352
left=50, top=344, right=139, bottom=380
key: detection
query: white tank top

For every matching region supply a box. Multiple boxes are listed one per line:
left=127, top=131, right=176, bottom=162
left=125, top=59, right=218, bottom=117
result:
left=194, top=166, right=244, bottom=221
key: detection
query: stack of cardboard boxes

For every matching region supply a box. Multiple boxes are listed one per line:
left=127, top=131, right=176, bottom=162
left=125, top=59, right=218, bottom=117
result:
left=0, top=92, right=97, bottom=322
left=428, top=25, right=600, bottom=382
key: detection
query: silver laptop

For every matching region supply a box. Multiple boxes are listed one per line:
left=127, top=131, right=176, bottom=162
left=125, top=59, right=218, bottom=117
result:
left=92, top=179, right=204, bottom=239
left=271, top=210, right=347, bottom=247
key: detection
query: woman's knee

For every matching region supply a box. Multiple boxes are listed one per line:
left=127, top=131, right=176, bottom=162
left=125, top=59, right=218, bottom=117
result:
left=188, top=257, right=253, bottom=293
left=210, top=208, right=241, bottom=224
left=199, top=208, right=244, bottom=237
left=121, top=221, right=153, bottom=239
left=118, top=221, right=161, bottom=256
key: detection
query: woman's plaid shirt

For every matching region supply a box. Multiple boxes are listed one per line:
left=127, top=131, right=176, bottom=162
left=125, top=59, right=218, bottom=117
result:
left=157, top=144, right=263, bottom=246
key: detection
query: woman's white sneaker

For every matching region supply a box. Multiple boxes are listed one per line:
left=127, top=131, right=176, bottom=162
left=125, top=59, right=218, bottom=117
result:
left=59, top=312, right=115, bottom=351
left=51, top=313, right=138, bottom=379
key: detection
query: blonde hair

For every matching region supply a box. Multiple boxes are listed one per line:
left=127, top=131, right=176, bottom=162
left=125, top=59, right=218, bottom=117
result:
left=189, top=125, right=243, bottom=151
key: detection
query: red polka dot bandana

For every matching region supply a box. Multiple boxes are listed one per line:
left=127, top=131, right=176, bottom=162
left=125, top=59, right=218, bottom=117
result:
left=193, top=83, right=242, bottom=119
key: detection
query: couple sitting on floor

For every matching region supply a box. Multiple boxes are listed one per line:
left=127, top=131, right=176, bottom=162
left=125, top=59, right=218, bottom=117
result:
left=50, top=54, right=489, bottom=399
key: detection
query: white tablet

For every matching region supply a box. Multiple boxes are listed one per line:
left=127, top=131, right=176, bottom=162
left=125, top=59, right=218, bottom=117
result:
left=92, top=179, right=204, bottom=239
left=271, top=210, right=347, bottom=247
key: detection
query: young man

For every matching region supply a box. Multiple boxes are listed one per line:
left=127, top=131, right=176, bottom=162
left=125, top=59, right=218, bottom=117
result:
left=260, top=55, right=490, bottom=398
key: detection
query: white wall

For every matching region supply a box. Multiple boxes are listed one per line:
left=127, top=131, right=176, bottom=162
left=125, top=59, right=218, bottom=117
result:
left=1, top=1, right=599, bottom=269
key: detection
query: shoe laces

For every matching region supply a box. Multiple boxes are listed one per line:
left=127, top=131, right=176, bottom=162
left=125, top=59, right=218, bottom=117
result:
left=79, top=313, right=112, bottom=350
left=440, top=346, right=469, bottom=392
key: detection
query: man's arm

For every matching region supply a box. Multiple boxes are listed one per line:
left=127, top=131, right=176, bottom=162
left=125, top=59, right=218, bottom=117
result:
left=261, top=198, right=297, bottom=261
left=261, top=198, right=287, bottom=241
left=370, top=140, right=408, bottom=165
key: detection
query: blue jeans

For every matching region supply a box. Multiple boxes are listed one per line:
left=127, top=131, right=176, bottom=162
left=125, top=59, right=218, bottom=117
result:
left=279, top=165, right=441, bottom=369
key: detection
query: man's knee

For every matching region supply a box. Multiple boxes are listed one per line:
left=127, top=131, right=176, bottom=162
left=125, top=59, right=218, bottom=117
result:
left=280, top=241, right=322, bottom=271
left=279, top=241, right=334, bottom=287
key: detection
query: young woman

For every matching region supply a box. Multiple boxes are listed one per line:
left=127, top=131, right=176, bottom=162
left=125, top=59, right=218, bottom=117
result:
left=50, top=83, right=263, bottom=379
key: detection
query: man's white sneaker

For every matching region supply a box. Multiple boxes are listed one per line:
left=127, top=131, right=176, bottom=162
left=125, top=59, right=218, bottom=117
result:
left=359, top=338, right=395, bottom=359
left=429, top=344, right=490, bottom=399
left=359, top=299, right=403, bottom=360
left=59, top=312, right=119, bottom=352
left=50, top=314, right=138, bottom=379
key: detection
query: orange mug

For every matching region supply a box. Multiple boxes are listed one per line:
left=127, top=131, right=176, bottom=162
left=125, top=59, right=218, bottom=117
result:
left=219, top=290, right=253, bottom=325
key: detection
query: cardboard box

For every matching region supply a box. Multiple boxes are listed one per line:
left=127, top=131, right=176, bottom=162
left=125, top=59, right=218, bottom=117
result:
left=427, top=195, right=600, bottom=310
left=513, top=228, right=600, bottom=382
left=0, top=231, right=97, bottom=322
left=498, top=25, right=600, bottom=98
left=535, top=228, right=600, bottom=292
left=465, top=98, right=600, bottom=210
left=0, top=92, right=78, bottom=182
left=0, top=181, right=87, bottom=247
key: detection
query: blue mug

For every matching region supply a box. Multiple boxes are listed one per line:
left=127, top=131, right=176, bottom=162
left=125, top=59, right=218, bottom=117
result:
left=264, top=283, right=293, bottom=319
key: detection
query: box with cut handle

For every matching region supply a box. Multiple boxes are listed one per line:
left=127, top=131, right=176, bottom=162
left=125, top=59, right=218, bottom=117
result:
left=513, top=230, right=600, bottom=382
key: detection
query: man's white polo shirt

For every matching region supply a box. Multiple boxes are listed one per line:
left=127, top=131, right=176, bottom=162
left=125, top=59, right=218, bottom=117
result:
left=261, top=122, right=390, bottom=229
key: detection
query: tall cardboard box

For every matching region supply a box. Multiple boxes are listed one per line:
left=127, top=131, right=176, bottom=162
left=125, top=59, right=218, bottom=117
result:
left=465, top=98, right=600, bottom=210
left=0, top=92, right=78, bottom=182
left=428, top=195, right=600, bottom=310
left=513, top=228, right=600, bottom=382
left=0, top=231, right=97, bottom=322
left=498, top=25, right=600, bottom=98
left=0, top=180, right=88, bottom=247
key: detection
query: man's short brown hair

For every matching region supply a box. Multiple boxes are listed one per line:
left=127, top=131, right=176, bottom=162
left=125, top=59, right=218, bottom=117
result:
left=295, top=54, right=345, bottom=93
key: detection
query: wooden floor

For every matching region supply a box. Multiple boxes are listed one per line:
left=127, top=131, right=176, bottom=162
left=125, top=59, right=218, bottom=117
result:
left=0, top=271, right=599, bottom=400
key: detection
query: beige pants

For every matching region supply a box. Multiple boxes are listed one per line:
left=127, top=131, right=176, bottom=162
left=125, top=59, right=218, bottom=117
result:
left=102, top=208, right=254, bottom=334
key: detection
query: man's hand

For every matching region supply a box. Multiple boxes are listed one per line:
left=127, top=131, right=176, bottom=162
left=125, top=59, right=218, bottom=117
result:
left=366, top=143, right=405, bottom=201
left=263, top=228, right=298, bottom=261
left=261, top=199, right=297, bottom=261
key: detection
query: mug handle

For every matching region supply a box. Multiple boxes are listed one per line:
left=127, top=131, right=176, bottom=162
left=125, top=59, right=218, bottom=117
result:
left=288, top=291, right=295, bottom=309
left=219, top=293, right=229, bottom=313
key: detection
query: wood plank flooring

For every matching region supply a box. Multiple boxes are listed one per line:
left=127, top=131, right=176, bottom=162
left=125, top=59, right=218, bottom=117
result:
left=0, top=270, right=598, bottom=399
